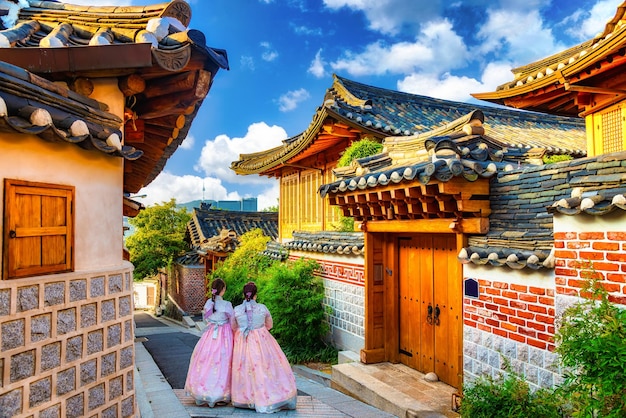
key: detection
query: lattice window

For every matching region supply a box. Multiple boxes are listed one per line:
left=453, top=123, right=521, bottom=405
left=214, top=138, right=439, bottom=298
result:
left=601, top=107, right=623, bottom=153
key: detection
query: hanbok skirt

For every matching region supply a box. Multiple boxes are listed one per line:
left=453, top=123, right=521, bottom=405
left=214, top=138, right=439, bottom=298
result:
left=231, top=327, right=297, bottom=413
left=184, top=323, right=234, bottom=407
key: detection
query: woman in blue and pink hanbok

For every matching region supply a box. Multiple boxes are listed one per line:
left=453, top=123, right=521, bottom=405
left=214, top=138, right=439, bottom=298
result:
left=230, top=281, right=297, bottom=414
left=184, top=278, right=234, bottom=407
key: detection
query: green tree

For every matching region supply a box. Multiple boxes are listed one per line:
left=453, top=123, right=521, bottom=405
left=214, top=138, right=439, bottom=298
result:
left=125, top=199, right=191, bottom=280
left=337, top=137, right=383, bottom=167
left=209, top=228, right=274, bottom=305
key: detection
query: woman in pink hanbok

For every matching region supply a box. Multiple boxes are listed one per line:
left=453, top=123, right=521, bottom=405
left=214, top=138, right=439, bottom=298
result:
left=184, top=278, right=234, bottom=407
left=231, top=281, right=297, bottom=414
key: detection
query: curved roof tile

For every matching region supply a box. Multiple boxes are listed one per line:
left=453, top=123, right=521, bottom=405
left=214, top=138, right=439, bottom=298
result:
left=232, top=76, right=585, bottom=175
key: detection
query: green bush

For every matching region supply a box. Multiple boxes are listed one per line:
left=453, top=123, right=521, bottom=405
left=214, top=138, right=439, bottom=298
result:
left=337, top=138, right=383, bottom=167
left=258, top=257, right=337, bottom=363
left=209, top=229, right=274, bottom=306
left=460, top=371, right=563, bottom=418
left=554, top=279, right=626, bottom=417
left=542, top=154, right=573, bottom=164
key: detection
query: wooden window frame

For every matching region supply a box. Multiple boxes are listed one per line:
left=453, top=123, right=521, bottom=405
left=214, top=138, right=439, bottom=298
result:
left=3, top=179, right=74, bottom=280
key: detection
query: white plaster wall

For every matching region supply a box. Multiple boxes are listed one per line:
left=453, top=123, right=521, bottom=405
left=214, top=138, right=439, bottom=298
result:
left=553, top=210, right=625, bottom=233
left=0, top=134, right=124, bottom=270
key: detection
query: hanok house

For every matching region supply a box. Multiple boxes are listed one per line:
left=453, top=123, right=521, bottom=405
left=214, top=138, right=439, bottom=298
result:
left=231, top=74, right=586, bottom=389
left=0, top=1, right=227, bottom=417
left=462, top=1, right=626, bottom=388
left=166, top=203, right=278, bottom=315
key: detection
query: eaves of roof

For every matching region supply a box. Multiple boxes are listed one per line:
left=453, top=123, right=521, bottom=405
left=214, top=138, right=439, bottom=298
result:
left=0, top=0, right=229, bottom=195
left=232, top=75, right=586, bottom=175
left=0, top=60, right=141, bottom=160
left=472, top=2, right=626, bottom=108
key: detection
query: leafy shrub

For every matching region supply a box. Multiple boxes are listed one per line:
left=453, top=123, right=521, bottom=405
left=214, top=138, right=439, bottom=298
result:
left=258, top=257, right=337, bottom=363
left=542, top=154, right=573, bottom=164
left=554, top=279, right=626, bottom=417
left=209, top=229, right=274, bottom=306
left=460, top=371, right=563, bottom=418
left=331, top=216, right=355, bottom=232
left=337, top=138, right=383, bottom=167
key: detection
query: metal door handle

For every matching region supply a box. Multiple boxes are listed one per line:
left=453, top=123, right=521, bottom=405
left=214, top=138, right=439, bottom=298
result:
left=427, top=304, right=433, bottom=325
left=9, top=230, right=16, bottom=238
left=434, top=304, right=441, bottom=326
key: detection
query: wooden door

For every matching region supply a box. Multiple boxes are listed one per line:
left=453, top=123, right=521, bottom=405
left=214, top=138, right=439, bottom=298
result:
left=397, top=234, right=461, bottom=388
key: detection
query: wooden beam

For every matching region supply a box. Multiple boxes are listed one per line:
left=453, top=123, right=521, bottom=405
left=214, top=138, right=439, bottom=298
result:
left=362, top=218, right=489, bottom=234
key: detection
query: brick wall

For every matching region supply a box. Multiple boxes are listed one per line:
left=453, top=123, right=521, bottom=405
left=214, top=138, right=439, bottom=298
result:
left=172, top=265, right=206, bottom=315
left=464, top=280, right=556, bottom=351
left=0, top=267, right=136, bottom=418
left=554, top=231, right=626, bottom=304
left=462, top=277, right=561, bottom=390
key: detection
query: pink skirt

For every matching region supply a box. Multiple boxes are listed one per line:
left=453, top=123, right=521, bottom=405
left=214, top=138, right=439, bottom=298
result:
left=184, top=323, right=234, bottom=407
left=231, top=327, right=297, bottom=413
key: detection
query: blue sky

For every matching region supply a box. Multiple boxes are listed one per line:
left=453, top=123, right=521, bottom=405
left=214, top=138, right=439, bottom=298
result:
left=66, top=0, right=619, bottom=209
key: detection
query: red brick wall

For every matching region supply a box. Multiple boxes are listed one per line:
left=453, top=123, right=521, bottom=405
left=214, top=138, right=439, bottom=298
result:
left=464, top=280, right=556, bottom=351
left=554, top=231, right=626, bottom=305
left=172, top=265, right=207, bottom=314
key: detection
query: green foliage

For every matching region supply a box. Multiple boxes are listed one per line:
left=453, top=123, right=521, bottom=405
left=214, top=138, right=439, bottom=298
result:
left=542, top=154, right=573, bottom=164
left=125, top=199, right=191, bottom=281
left=258, top=257, right=337, bottom=363
left=337, top=138, right=383, bottom=167
left=209, top=229, right=274, bottom=306
left=460, top=370, right=563, bottom=418
left=331, top=216, right=355, bottom=232
left=554, top=279, right=626, bottom=417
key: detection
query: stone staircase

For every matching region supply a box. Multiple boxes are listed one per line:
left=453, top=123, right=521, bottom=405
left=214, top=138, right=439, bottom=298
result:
left=330, top=352, right=460, bottom=418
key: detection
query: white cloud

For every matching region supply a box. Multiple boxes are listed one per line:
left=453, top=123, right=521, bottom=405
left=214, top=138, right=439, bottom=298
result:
left=194, top=122, right=288, bottom=185
left=476, top=8, right=564, bottom=65
left=139, top=172, right=241, bottom=207
left=255, top=181, right=280, bottom=211
left=260, top=41, right=279, bottom=62
left=291, top=23, right=323, bottom=36
left=566, top=0, right=617, bottom=40
left=397, top=61, right=515, bottom=102
left=240, top=56, right=255, bottom=71
left=178, top=134, right=195, bottom=150
left=330, top=19, right=469, bottom=76
left=323, top=0, right=438, bottom=36
left=308, top=49, right=327, bottom=78
left=277, top=88, right=310, bottom=112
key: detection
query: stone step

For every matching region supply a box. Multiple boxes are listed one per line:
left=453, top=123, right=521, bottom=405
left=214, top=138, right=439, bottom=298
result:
left=330, top=362, right=459, bottom=418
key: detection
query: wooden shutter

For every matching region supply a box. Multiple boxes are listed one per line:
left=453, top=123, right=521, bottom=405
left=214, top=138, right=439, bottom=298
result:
left=3, top=179, right=74, bottom=279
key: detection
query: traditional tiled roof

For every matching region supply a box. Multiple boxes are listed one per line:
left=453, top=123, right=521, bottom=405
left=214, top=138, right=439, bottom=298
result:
left=284, top=231, right=365, bottom=256
left=472, top=2, right=626, bottom=115
left=0, top=0, right=228, bottom=194
left=186, top=203, right=279, bottom=249
left=232, top=75, right=586, bottom=175
left=261, top=240, right=289, bottom=261
left=319, top=110, right=584, bottom=199
left=175, top=251, right=204, bottom=266
left=0, top=60, right=141, bottom=159
left=460, top=151, right=626, bottom=269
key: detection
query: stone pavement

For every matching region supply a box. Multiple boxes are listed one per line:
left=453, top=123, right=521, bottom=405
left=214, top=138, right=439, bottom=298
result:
left=134, top=311, right=396, bottom=417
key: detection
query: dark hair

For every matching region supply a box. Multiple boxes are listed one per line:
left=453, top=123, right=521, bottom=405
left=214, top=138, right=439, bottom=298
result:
left=210, top=278, right=226, bottom=312
left=243, top=281, right=257, bottom=302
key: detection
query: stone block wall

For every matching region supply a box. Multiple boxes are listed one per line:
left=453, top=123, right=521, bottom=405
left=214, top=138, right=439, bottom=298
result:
left=0, top=267, right=135, bottom=418
left=288, top=253, right=366, bottom=353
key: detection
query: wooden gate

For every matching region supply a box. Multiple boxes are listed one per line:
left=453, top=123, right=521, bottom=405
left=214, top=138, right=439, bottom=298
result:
left=397, top=233, right=461, bottom=387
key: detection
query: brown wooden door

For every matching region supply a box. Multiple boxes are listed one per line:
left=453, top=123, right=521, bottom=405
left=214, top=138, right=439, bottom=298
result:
left=397, top=234, right=461, bottom=388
